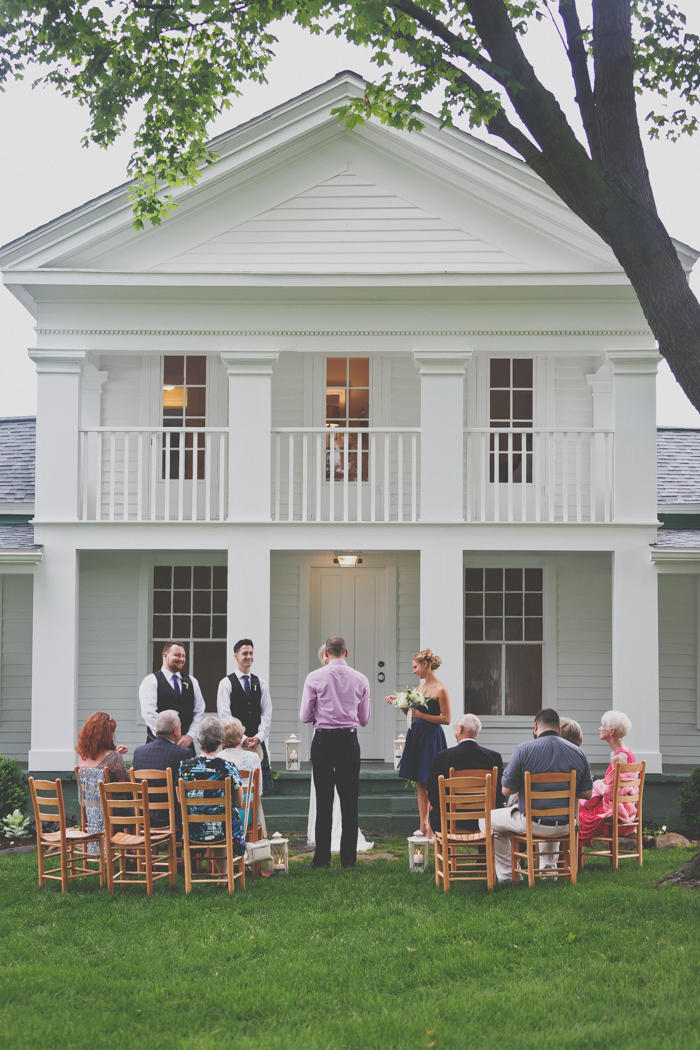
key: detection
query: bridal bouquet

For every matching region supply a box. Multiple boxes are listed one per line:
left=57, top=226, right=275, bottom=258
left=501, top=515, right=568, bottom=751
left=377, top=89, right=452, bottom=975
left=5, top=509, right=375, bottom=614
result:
left=389, top=687, right=428, bottom=713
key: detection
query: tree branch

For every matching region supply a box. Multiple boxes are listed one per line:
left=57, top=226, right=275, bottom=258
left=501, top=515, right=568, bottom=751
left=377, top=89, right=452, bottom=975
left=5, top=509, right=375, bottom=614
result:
left=557, top=0, right=603, bottom=167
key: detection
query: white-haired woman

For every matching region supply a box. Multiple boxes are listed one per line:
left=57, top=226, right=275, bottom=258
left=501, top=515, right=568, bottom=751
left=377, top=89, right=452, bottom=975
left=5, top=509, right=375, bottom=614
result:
left=578, top=710, right=637, bottom=847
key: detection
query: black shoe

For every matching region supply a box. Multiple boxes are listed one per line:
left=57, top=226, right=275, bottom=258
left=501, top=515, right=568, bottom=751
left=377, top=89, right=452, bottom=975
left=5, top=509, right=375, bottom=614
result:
left=341, top=862, right=357, bottom=868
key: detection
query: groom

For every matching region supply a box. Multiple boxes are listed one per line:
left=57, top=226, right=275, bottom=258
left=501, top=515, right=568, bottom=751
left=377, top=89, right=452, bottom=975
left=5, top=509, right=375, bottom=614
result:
left=299, top=635, right=371, bottom=868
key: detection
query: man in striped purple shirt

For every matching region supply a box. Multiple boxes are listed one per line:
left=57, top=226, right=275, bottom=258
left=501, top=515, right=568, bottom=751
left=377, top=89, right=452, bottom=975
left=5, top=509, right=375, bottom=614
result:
left=300, top=635, right=372, bottom=868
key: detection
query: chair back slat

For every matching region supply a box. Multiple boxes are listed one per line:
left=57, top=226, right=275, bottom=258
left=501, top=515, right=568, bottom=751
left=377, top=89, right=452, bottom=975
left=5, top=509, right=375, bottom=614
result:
left=130, top=767, right=177, bottom=829
left=29, top=778, right=66, bottom=832
left=98, top=779, right=150, bottom=838
left=179, top=776, right=232, bottom=831
left=449, top=766, right=499, bottom=809
left=524, top=770, right=577, bottom=826
left=440, top=774, right=492, bottom=832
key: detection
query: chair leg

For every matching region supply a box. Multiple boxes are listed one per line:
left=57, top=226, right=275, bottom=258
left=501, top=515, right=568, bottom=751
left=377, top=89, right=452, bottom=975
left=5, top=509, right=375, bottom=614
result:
left=511, top=837, right=518, bottom=884
left=443, top=842, right=450, bottom=893
left=106, top=844, right=115, bottom=894
left=168, top=836, right=176, bottom=887
left=183, top=838, right=192, bottom=895
left=98, top=837, right=105, bottom=888
left=145, top=844, right=154, bottom=896
left=60, top=843, right=68, bottom=893
left=37, top=842, right=46, bottom=888
left=434, top=837, right=441, bottom=888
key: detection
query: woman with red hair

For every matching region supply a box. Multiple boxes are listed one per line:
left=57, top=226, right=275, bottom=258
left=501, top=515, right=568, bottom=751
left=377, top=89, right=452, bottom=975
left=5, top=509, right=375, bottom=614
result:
left=76, top=712, right=130, bottom=781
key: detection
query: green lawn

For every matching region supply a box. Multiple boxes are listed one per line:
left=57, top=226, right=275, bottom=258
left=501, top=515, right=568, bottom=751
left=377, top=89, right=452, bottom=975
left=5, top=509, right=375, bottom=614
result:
left=1, top=840, right=699, bottom=1050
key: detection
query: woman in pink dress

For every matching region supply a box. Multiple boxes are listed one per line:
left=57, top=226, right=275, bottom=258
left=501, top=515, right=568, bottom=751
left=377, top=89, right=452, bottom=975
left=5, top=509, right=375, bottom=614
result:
left=578, top=710, right=637, bottom=847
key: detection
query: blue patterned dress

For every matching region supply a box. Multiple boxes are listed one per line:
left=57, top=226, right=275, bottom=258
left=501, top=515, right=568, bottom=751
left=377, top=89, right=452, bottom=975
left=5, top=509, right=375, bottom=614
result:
left=178, top=756, right=246, bottom=855
left=397, top=698, right=447, bottom=784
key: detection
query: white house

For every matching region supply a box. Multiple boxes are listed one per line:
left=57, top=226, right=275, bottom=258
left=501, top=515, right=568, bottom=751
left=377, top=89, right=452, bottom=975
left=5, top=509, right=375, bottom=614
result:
left=1, top=71, right=700, bottom=792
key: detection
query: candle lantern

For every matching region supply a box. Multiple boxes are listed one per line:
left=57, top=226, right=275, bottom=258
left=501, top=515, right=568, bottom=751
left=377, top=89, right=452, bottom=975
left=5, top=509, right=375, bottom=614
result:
left=407, top=834, right=430, bottom=873
left=285, top=733, right=302, bottom=772
left=270, top=832, right=289, bottom=874
left=393, top=733, right=406, bottom=772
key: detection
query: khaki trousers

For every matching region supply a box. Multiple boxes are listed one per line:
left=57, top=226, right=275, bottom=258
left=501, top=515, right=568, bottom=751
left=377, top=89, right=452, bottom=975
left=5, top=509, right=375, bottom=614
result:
left=481, top=807, right=568, bottom=883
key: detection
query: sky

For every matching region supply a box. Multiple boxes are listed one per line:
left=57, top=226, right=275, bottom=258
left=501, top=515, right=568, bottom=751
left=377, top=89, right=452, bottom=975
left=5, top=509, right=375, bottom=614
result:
left=1, top=7, right=700, bottom=424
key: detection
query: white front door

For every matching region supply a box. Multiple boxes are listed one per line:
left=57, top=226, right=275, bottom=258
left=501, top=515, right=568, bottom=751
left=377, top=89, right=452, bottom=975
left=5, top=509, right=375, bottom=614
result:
left=309, top=566, right=388, bottom=759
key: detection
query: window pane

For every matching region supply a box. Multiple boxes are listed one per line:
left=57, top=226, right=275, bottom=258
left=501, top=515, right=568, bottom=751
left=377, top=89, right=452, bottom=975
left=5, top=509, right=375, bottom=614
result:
left=525, top=568, right=543, bottom=591
left=212, top=590, right=227, bottom=614
left=465, top=568, right=483, bottom=591
left=505, top=618, right=523, bottom=641
left=504, top=592, right=523, bottom=616
left=505, top=568, right=522, bottom=591
left=153, top=591, right=171, bottom=614
left=326, top=357, right=347, bottom=387
left=326, top=390, right=346, bottom=422
left=153, top=565, right=172, bottom=589
left=348, top=358, right=369, bottom=387
left=505, top=645, right=542, bottom=715
left=153, top=615, right=171, bottom=637
left=192, top=616, right=211, bottom=639
left=173, top=566, right=191, bottom=589
left=348, top=388, right=369, bottom=422
left=465, top=618, right=483, bottom=641
left=213, top=566, right=228, bottom=589
left=212, top=615, right=227, bottom=638
left=490, top=359, right=510, bottom=388
left=512, top=390, right=533, bottom=424
left=192, top=641, right=226, bottom=712
left=193, top=566, right=211, bottom=589
left=193, top=590, right=212, bottom=614
left=163, top=387, right=185, bottom=412
left=485, top=568, right=503, bottom=591
left=465, top=592, right=483, bottom=616
left=524, top=592, right=543, bottom=616
left=173, top=591, right=191, bottom=614
left=490, top=390, right=510, bottom=424
left=186, top=356, right=206, bottom=384
left=173, top=615, right=191, bottom=637
left=465, top=644, right=502, bottom=715
left=186, top=387, right=206, bottom=418
left=512, top=359, right=533, bottom=387
left=485, top=592, right=503, bottom=616
left=524, top=618, right=543, bottom=641
left=485, top=618, right=503, bottom=641
left=163, top=356, right=184, bottom=386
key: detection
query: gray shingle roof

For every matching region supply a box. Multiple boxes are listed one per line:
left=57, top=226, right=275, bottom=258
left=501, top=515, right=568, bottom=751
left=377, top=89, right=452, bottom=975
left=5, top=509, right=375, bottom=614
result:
left=0, top=417, right=35, bottom=503
left=658, top=428, right=700, bottom=504
left=0, top=524, right=37, bottom=548
left=654, top=529, right=700, bottom=548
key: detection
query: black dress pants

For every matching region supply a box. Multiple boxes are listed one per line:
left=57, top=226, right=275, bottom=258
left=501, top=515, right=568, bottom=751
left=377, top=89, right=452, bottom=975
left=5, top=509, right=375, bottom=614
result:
left=311, top=729, right=361, bottom=868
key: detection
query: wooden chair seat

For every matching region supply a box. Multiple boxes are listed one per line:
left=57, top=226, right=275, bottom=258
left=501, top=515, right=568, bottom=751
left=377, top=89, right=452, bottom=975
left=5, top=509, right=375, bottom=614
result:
left=510, top=770, right=578, bottom=887
left=434, top=773, right=495, bottom=892
left=579, top=761, right=646, bottom=870
left=29, top=777, right=105, bottom=892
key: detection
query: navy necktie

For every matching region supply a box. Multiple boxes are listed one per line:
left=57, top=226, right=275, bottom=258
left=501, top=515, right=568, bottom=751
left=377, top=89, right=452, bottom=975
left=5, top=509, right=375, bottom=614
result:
left=172, top=675, right=181, bottom=695
left=242, top=675, right=250, bottom=695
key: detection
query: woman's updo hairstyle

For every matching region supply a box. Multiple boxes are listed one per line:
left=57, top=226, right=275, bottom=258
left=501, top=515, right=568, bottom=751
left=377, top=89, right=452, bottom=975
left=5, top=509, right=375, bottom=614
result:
left=413, top=648, right=442, bottom=671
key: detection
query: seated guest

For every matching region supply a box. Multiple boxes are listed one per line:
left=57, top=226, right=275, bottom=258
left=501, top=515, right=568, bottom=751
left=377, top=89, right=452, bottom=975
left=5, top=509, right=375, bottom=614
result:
left=132, top=710, right=185, bottom=827
left=427, top=714, right=503, bottom=834
left=179, top=717, right=246, bottom=880
left=484, top=708, right=593, bottom=883
left=76, top=712, right=130, bottom=848
left=578, top=710, right=637, bottom=848
left=559, top=718, right=583, bottom=747
left=219, top=717, right=263, bottom=794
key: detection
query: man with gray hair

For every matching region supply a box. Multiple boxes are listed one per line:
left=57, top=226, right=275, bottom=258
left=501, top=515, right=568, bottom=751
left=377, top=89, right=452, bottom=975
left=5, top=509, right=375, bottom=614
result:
left=427, top=713, right=504, bottom=834
left=132, top=710, right=186, bottom=827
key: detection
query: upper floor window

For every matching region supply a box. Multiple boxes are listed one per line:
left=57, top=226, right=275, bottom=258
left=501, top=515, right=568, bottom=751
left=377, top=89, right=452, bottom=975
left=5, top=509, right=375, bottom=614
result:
left=490, top=358, right=533, bottom=483
left=325, top=357, right=370, bottom=481
left=162, top=356, right=207, bottom=480
left=464, top=567, right=543, bottom=717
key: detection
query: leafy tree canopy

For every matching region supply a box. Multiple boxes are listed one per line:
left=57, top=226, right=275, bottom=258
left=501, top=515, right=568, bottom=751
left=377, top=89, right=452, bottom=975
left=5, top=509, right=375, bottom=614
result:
left=2, top=0, right=700, bottom=404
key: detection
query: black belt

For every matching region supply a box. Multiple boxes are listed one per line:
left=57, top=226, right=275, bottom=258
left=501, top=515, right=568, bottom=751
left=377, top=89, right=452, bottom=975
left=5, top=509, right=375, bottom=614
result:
left=315, top=727, right=357, bottom=733
left=532, top=818, right=568, bottom=827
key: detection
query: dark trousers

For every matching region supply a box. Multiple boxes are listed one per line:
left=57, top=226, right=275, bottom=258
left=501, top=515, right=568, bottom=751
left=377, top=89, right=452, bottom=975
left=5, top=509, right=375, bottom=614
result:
left=311, top=729, right=361, bottom=868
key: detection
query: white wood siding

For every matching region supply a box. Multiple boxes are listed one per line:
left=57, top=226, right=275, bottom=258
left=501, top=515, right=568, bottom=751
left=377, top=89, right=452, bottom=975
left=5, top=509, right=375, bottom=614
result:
left=659, top=574, right=700, bottom=767
left=554, top=357, right=595, bottom=428
left=100, top=355, right=143, bottom=427
left=390, top=354, right=420, bottom=428
left=78, top=553, right=142, bottom=751
left=394, top=551, right=420, bottom=739
left=557, top=568, right=612, bottom=764
left=0, top=575, right=33, bottom=761
left=269, top=554, right=301, bottom=764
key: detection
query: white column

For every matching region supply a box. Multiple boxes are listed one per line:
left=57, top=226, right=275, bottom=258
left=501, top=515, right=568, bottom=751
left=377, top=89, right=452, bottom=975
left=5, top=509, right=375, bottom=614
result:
left=220, top=350, right=279, bottom=522
left=29, top=350, right=86, bottom=521
left=612, top=543, right=662, bottom=772
left=81, top=361, right=109, bottom=521
left=226, top=530, right=271, bottom=742
left=420, top=534, right=464, bottom=748
left=28, top=544, right=80, bottom=771
left=607, top=349, right=660, bottom=522
left=413, top=351, right=471, bottom=522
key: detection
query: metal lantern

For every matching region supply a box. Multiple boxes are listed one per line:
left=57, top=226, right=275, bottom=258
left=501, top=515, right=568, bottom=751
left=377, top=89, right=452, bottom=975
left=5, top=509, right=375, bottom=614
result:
left=393, top=733, right=406, bottom=772
left=407, top=834, right=430, bottom=873
left=271, top=832, right=289, bottom=874
left=285, top=733, right=302, bottom=772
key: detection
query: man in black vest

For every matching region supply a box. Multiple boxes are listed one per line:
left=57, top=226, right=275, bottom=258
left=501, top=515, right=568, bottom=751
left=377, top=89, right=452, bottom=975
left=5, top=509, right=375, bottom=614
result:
left=217, top=638, right=273, bottom=791
left=427, top=713, right=504, bottom=834
left=138, top=641, right=205, bottom=757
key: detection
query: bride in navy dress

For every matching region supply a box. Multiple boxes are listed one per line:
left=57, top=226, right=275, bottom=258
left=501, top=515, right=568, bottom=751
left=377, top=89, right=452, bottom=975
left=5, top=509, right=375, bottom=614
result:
left=386, top=648, right=451, bottom=839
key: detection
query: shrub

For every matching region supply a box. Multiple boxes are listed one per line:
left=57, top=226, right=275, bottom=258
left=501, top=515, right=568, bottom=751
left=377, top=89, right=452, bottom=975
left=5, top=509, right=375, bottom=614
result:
left=0, top=755, right=27, bottom=819
left=677, top=767, right=700, bottom=837
left=0, top=809, right=31, bottom=843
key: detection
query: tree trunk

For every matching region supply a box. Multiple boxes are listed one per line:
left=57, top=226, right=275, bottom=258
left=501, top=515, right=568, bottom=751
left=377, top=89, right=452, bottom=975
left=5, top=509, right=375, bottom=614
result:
left=657, top=849, right=700, bottom=887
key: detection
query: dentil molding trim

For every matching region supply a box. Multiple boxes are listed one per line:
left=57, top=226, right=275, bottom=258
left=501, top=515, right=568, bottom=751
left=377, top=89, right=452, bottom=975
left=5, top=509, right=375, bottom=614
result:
left=35, top=328, right=653, bottom=338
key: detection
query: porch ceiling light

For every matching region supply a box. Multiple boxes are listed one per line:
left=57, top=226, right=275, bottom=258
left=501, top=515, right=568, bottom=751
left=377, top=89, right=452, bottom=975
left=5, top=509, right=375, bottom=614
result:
left=334, top=551, right=362, bottom=567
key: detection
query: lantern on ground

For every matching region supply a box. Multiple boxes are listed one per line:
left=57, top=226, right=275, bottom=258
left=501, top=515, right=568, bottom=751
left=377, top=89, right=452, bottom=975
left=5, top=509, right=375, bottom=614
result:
left=393, top=733, right=406, bottom=772
left=407, top=834, right=430, bottom=873
left=270, top=832, right=289, bottom=874
left=285, top=733, right=301, bottom=772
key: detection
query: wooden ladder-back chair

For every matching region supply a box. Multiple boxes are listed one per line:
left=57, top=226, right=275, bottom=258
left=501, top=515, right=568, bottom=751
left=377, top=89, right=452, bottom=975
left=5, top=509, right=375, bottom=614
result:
left=29, top=777, right=104, bottom=891
left=511, top=771, right=578, bottom=887
left=434, top=773, right=495, bottom=892
left=240, top=767, right=261, bottom=874
left=179, top=776, right=246, bottom=895
left=580, top=761, right=646, bottom=870
left=99, top=779, right=176, bottom=894
left=449, top=766, right=500, bottom=809
left=130, top=766, right=178, bottom=876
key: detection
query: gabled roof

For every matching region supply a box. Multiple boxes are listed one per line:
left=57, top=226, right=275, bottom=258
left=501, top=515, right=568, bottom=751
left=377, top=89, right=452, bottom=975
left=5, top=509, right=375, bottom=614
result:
left=0, top=417, right=35, bottom=505
left=0, top=524, right=37, bottom=549
left=3, top=71, right=694, bottom=285
left=657, top=428, right=700, bottom=504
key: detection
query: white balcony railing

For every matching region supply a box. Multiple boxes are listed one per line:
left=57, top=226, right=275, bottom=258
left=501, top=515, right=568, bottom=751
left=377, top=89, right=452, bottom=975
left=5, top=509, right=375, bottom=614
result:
left=78, top=428, right=228, bottom=521
left=271, top=428, right=420, bottom=522
left=464, top=428, right=614, bottom=523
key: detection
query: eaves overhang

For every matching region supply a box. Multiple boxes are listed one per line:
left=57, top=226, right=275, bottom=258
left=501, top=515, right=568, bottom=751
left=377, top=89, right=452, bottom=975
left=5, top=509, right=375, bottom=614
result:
left=0, top=547, right=43, bottom=564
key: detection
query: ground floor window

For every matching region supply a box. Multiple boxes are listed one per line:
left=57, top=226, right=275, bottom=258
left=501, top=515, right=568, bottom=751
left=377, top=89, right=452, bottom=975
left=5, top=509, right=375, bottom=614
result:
left=464, top=567, right=543, bottom=716
left=151, top=564, right=227, bottom=711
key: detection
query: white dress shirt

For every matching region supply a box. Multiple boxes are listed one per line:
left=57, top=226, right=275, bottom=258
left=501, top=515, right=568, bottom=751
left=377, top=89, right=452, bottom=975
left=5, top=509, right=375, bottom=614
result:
left=216, top=668, right=273, bottom=745
left=139, top=666, right=205, bottom=738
